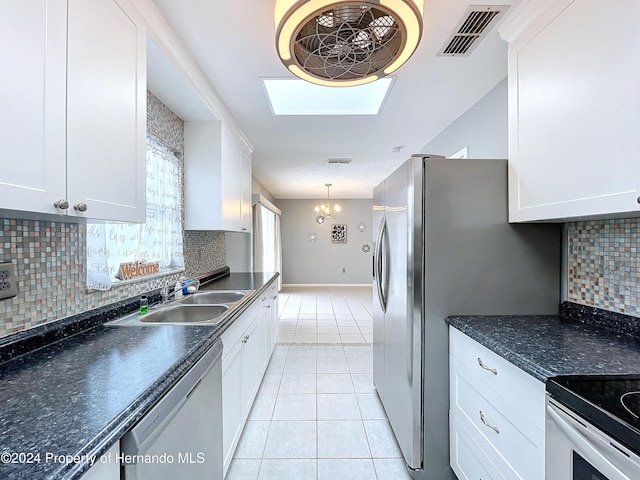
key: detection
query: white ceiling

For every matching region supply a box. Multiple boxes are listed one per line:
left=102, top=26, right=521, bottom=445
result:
left=149, top=0, right=521, bottom=199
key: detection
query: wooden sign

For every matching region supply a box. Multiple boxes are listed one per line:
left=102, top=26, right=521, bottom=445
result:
left=117, top=261, right=160, bottom=280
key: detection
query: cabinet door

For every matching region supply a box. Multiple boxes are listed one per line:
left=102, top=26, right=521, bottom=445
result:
left=508, top=0, right=640, bottom=221
left=66, top=0, right=146, bottom=222
left=240, top=149, right=252, bottom=232
left=222, top=339, right=243, bottom=475
left=262, top=291, right=278, bottom=357
left=241, top=314, right=267, bottom=414
left=221, top=130, right=243, bottom=231
left=184, top=121, right=223, bottom=230
left=0, top=0, right=67, bottom=215
left=270, top=289, right=279, bottom=353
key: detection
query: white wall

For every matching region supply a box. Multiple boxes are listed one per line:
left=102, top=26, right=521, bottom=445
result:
left=421, top=78, right=507, bottom=158
left=279, top=199, right=373, bottom=285
left=252, top=177, right=276, bottom=204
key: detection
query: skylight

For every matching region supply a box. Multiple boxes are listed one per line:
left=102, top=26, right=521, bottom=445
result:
left=262, top=77, right=394, bottom=115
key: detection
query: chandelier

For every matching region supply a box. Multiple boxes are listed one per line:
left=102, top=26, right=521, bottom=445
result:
left=314, top=184, right=341, bottom=224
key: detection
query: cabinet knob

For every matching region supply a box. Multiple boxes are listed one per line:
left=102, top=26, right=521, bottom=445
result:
left=54, top=199, right=69, bottom=210
left=242, top=227, right=247, bottom=231
left=272, top=295, right=278, bottom=300
left=74, top=203, right=88, bottom=212
left=637, top=196, right=640, bottom=204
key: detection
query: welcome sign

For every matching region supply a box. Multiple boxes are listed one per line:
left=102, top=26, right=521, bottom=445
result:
left=117, top=261, right=160, bottom=280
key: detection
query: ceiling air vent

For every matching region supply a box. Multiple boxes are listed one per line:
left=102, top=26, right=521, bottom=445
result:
left=327, top=158, right=352, bottom=164
left=437, top=5, right=509, bottom=57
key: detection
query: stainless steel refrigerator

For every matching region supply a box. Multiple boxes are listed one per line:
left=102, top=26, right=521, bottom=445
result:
left=372, top=156, right=560, bottom=479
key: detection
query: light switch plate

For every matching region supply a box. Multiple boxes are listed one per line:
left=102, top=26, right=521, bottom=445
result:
left=0, top=261, right=18, bottom=300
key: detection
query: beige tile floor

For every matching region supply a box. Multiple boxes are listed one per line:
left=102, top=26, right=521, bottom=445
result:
left=225, top=286, right=413, bottom=480
left=276, top=286, right=374, bottom=344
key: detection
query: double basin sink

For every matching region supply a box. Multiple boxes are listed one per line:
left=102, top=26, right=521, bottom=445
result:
left=110, top=290, right=253, bottom=326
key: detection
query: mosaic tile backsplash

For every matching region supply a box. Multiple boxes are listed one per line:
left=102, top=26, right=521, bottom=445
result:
left=0, top=218, right=184, bottom=337
left=184, top=231, right=226, bottom=278
left=0, top=93, right=227, bottom=339
left=147, top=91, right=184, bottom=152
left=567, top=218, right=640, bottom=317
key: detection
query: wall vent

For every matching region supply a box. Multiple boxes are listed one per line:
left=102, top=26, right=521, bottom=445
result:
left=327, top=158, right=352, bottom=164
left=437, top=5, right=509, bottom=57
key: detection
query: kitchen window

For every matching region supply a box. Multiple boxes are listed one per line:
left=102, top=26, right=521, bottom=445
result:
left=86, top=137, right=184, bottom=290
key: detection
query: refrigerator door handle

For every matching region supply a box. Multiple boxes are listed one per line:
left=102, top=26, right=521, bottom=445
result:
left=380, top=217, right=389, bottom=310
left=374, top=217, right=387, bottom=312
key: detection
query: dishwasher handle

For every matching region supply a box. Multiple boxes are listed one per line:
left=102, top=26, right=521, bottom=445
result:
left=121, top=339, right=223, bottom=455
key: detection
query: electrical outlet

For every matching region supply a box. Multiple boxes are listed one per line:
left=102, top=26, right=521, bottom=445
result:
left=0, top=261, right=18, bottom=300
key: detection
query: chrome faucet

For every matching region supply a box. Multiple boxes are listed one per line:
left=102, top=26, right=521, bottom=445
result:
left=160, top=277, right=199, bottom=303
left=160, top=282, right=182, bottom=303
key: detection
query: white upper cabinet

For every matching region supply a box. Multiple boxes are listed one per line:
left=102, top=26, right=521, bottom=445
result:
left=0, top=0, right=146, bottom=223
left=240, top=149, right=253, bottom=233
left=221, top=129, right=243, bottom=232
left=0, top=0, right=67, bottom=216
left=66, top=0, right=147, bottom=222
left=184, top=122, right=252, bottom=232
left=500, top=0, right=640, bottom=222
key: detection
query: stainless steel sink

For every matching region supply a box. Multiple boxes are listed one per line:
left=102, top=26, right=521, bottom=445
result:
left=107, top=289, right=255, bottom=327
left=179, top=290, right=249, bottom=305
left=139, top=304, right=229, bottom=324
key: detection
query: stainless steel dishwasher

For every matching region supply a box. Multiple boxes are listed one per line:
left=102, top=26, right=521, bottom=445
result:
left=121, top=339, right=223, bottom=480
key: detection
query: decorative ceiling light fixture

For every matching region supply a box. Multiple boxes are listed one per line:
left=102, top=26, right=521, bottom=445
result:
left=274, top=0, right=424, bottom=87
left=314, top=184, right=341, bottom=224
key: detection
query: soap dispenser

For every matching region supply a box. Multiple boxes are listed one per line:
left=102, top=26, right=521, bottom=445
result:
left=174, top=280, right=183, bottom=299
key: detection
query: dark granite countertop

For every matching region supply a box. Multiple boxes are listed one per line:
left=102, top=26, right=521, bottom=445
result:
left=447, top=306, right=640, bottom=383
left=0, top=271, right=278, bottom=480
left=200, top=272, right=278, bottom=292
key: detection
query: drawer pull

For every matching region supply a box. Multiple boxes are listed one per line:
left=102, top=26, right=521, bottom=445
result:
left=477, top=357, right=497, bottom=375
left=242, top=335, right=250, bottom=343
left=479, top=411, right=500, bottom=434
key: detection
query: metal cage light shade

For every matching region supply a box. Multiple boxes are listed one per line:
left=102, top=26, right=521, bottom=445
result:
left=275, top=0, right=423, bottom=87
left=314, top=184, right=341, bottom=224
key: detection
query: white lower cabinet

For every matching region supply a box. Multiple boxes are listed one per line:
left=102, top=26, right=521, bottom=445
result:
left=221, top=284, right=277, bottom=476
left=80, top=443, right=119, bottom=480
left=262, top=283, right=279, bottom=356
left=450, top=415, right=505, bottom=480
left=449, top=328, right=545, bottom=480
left=222, top=338, right=243, bottom=476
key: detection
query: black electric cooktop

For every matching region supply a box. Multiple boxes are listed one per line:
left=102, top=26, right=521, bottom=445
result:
left=547, top=375, right=640, bottom=456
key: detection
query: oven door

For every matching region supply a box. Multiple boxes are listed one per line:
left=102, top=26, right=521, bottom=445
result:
left=545, top=396, right=640, bottom=480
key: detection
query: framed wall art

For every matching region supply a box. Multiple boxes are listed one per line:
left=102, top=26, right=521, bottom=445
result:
left=331, top=224, right=347, bottom=244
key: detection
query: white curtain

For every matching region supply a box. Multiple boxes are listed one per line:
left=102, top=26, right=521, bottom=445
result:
left=252, top=202, right=282, bottom=290
left=86, top=138, right=184, bottom=290
left=275, top=213, right=282, bottom=290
